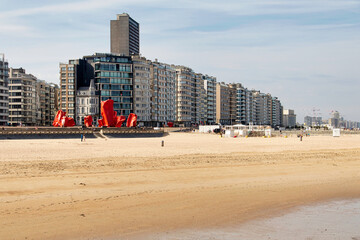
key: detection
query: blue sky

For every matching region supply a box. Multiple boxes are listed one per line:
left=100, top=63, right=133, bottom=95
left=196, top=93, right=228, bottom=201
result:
left=1, top=0, right=360, bottom=122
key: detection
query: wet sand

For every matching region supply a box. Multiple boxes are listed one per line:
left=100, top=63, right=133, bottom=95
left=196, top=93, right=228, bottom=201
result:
left=1, top=133, right=360, bottom=239
left=139, top=199, right=360, bottom=239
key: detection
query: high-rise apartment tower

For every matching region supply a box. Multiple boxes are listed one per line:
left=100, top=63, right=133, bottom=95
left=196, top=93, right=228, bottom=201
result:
left=0, top=54, right=9, bottom=125
left=111, top=13, right=140, bottom=56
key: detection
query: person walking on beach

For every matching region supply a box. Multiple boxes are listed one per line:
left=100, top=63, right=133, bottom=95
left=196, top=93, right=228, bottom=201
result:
left=81, top=134, right=83, bottom=142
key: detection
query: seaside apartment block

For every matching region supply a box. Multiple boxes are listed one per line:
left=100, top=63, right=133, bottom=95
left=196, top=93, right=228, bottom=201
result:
left=8, top=68, right=59, bottom=126
left=203, top=75, right=217, bottom=125
left=132, top=55, right=152, bottom=125
left=59, top=61, right=78, bottom=119
left=60, top=53, right=134, bottom=125
left=0, top=54, right=9, bottom=125
left=8, top=68, right=37, bottom=126
left=58, top=13, right=284, bottom=127
left=216, top=82, right=232, bottom=125
left=150, top=60, right=176, bottom=126
left=283, top=109, right=296, bottom=128
left=111, top=13, right=140, bottom=56
left=216, top=82, right=283, bottom=127
left=174, top=66, right=214, bottom=126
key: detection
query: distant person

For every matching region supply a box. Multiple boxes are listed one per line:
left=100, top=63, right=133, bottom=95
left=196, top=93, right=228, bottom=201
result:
left=83, top=134, right=86, bottom=142
left=81, top=134, right=83, bottom=142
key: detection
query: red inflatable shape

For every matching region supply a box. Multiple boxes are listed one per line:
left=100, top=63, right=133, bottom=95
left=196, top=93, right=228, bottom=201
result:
left=101, top=99, right=116, bottom=127
left=115, top=115, right=126, bottom=127
left=126, top=113, right=137, bottom=128
left=98, top=119, right=104, bottom=127
left=66, top=117, right=76, bottom=127
left=167, top=122, right=174, bottom=127
left=84, top=115, right=93, bottom=127
left=98, top=99, right=126, bottom=127
left=53, top=110, right=66, bottom=127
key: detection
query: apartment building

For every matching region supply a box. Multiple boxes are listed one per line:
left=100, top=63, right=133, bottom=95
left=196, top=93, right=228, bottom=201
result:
left=84, top=53, right=133, bottom=117
left=203, top=75, right=216, bottom=125
left=36, top=79, right=58, bottom=126
left=151, top=60, right=176, bottom=126
left=59, top=60, right=79, bottom=119
left=271, top=96, right=282, bottom=127
left=283, top=109, right=296, bottom=128
left=216, top=82, right=231, bottom=125
left=132, top=55, right=152, bottom=125
left=0, top=54, right=9, bottom=125
left=8, top=68, right=37, bottom=126
left=8, top=68, right=58, bottom=126
left=111, top=13, right=140, bottom=55
left=195, top=73, right=206, bottom=124
left=175, top=66, right=196, bottom=126
left=50, top=83, right=59, bottom=121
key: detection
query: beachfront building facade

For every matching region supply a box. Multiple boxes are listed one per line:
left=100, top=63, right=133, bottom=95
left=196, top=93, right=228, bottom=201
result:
left=8, top=68, right=37, bottom=126
left=36, top=80, right=58, bottom=126
left=132, top=55, right=152, bottom=126
left=151, top=60, right=176, bottom=126
left=271, top=97, right=282, bottom=127
left=216, top=82, right=231, bottom=125
left=60, top=53, right=133, bottom=125
left=76, top=79, right=99, bottom=125
left=111, top=13, right=140, bottom=56
left=84, top=53, right=133, bottom=117
left=0, top=54, right=9, bottom=126
left=59, top=60, right=79, bottom=120
left=283, top=109, right=296, bottom=128
left=203, top=75, right=217, bottom=125
left=215, top=82, right=283, bottom=127
left=175, top=66, right=196, bottom=126
left=8, top=68, right=58, bottom=126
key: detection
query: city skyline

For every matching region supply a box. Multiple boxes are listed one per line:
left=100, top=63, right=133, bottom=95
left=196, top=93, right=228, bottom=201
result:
left=1, top=0, right=359, bottom=122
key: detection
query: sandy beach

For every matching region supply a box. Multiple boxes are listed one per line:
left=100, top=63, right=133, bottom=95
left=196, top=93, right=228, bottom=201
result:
left=1, top=132, right=360, bottom=239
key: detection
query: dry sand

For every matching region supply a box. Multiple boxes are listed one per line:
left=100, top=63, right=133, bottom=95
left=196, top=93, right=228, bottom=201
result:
left=1, top=133, right=360, bottom=239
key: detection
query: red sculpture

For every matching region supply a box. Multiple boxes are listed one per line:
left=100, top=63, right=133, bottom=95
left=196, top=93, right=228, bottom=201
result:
left=98, top=99, right=126, bottom=127
left=167, top=122, right=174, bottom=127
left=53, top=110, right=66, bottom=127
left=116, top=115, right=126, bottom=127
left=84, top=115, right=93, bottom=127
left=61, top=116, right=75, bottom=127
left=53, top=110, right=75, bottom=127
left=126, top=113, right=137, bottom=128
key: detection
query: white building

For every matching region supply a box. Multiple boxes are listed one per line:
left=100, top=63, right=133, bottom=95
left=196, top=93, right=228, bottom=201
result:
left=76, top=79, right=99, bottom=125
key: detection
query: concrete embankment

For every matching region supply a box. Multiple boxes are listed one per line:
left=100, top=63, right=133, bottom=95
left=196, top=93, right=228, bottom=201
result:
left=0, top=127, right=164, bottom=139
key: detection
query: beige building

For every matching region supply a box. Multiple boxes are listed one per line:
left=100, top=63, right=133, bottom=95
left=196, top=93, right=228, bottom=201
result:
left=8, top=68, right=37, bottom=126
left=216, top=82, right=231, bottom=125
left=59, top=61, right=77, bottom=119
left=228, top=84, right=237, bottom=125
left=175, top=66, right=195, bottom=126
left=36, top=80, right=58, bottom=126
left=132, top=55, right=152, bottom=125
left=8, top=68, right=58, bottom=126
left=110, top=13, right=139, bottom=55
left=151, top=60, right=176, bottom=126
left=203, top=75, right=217, bottom=124
left=0, top=54, right=9, bottom=125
